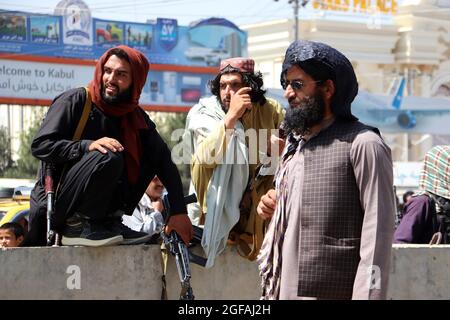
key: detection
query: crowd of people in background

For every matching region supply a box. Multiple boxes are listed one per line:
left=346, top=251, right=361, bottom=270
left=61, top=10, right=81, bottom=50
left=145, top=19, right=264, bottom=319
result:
left=394, top=145, right=450, bottom=245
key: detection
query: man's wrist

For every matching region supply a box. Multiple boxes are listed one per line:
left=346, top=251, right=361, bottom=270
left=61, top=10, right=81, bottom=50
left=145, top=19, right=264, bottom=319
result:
left=224, top=115, right=236, bottom=129
left=81, top=140, right=94, bottom=153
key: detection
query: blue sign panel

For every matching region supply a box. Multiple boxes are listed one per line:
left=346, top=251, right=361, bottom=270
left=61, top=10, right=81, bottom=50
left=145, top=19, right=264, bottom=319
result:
left=94, top=19, right=124, bottom=49
left=30, top=15, right=61, bottom=45
left=157, top=18, right=178, bottom=52
left=0, top=11, right=27, bottom=42
left=125, top=22, right=153, bottom=54
left=0, top=10, right=247, bottom=68
left=144, top=70, right=213, bottom=106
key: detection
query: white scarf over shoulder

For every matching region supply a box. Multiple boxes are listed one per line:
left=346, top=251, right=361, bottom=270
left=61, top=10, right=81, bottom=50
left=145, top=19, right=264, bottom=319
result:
left=185, top=96, right=249, bottom=268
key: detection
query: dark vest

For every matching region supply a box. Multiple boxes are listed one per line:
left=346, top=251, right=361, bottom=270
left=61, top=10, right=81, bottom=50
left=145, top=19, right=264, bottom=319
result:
left=296, top=119, right=379, bottom=299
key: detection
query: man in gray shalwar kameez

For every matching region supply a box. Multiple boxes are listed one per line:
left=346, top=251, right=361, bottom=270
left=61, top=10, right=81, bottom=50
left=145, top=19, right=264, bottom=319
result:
left=257, top=40, right=395, bottom=300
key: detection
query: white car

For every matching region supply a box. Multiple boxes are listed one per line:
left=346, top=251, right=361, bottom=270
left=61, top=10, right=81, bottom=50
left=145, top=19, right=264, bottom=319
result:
left=184, top=46, right=214, bottom=60
left=204, top=49, right=230, bottom=66
left=185, top=47, right=230, bottom=66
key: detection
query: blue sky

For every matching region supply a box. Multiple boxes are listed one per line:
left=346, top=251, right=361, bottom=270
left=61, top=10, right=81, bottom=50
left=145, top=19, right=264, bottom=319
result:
left=0, top=0, right=404, bottom=28
left=0, top=0, right=296, bottom=27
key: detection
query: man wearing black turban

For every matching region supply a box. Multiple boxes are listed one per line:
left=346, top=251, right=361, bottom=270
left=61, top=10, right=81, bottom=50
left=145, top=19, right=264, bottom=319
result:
left=257, top=40, right=395, bottom=300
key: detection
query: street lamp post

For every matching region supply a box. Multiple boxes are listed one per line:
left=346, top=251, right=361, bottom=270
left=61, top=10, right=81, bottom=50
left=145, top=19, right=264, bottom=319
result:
left=274, top=0, right=309, bottom=41
left=293, top=0, right=299, bottom=41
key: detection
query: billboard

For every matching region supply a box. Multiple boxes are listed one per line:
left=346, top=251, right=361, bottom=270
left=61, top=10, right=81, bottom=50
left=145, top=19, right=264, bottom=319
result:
left=0, top=12, right=27, bottom=42
left=0, top=5, right=247, bottom=67
left=30, top=15, right=61, bottom=45
left=0, top=0, right=246, bottom=109
left=94, top=19, right=124, bottom=48
left=54, top=0, right=92, bottom=46
left=125, top=22, right=153, bottom=53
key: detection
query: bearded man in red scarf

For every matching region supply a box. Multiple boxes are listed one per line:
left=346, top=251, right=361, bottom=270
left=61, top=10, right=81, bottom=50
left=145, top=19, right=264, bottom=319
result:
left=25, top=45, right=192, bottom=247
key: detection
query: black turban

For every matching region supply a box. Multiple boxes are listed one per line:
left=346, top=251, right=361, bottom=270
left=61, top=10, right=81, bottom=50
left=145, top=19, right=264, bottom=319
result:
left=281, top=40, right=358, bottom=120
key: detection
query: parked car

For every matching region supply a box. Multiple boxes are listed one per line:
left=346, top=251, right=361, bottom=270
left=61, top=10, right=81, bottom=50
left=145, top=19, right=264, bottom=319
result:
left=0, top=186, right=32, bottom=234
left=204, top=48, right=230, bottom=66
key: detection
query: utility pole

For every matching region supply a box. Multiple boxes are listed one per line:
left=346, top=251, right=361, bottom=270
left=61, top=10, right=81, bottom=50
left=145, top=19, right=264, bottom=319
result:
left=293, top=0, right=300, bottom=42
left=274, top=0, right=309, bottom=41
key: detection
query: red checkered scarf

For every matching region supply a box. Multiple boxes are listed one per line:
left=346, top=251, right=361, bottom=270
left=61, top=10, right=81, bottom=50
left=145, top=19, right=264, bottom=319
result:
left=219, top=57, right=254, bottom=73
left=419, top=145, right=450, bottom=199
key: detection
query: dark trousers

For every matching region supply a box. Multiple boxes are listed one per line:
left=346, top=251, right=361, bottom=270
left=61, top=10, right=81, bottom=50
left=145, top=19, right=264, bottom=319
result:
left=24, top=150, right=124, bottom=246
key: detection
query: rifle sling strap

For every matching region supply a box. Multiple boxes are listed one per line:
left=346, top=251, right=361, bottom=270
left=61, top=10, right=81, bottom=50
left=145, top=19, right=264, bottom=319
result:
left=55, top=87, right=92, bottom=196
left=73, top=87, right=92, bottom=141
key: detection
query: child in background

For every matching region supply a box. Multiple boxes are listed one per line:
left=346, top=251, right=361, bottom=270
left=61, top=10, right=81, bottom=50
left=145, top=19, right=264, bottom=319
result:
left=0, top=222, right=25, bottom=248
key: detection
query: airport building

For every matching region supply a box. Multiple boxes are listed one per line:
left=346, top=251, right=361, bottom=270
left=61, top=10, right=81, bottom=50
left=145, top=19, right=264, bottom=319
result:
left=240, top=0, right=450, bottom=171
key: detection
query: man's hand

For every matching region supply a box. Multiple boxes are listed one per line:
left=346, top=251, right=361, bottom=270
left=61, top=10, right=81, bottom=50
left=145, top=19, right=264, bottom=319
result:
left=257, top=189, right=277, bottom=220
left=267, top=133, right=286, bottom=157
left=165, top=214, right=193, bottom=245
left=151, top=198, right=164, bottom=213
left=88, top=137, right=124, bottom=153
left=224, top=87, right=252, bottom=129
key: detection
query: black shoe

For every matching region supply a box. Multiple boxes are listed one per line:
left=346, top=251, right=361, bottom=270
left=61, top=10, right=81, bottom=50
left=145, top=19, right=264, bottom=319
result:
left=106, top=217, right=152, bottom=245
left=61, top=213, right=123, bottom=247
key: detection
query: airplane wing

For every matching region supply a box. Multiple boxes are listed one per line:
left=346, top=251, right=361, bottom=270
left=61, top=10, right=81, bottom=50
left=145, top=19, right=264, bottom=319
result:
left=353, top=89, right=450, bottom=134
left=266, top=87, right=450, bottom=135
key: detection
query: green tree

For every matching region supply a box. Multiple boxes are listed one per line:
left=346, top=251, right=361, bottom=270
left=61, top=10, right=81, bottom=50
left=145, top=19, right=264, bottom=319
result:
left=4, top=113, right=42, bottom=179
left=15, top=118, right=41, bottom=179
left=149, top=111, right=190, bottom=194
left=0, top=126, right=13, bottom=175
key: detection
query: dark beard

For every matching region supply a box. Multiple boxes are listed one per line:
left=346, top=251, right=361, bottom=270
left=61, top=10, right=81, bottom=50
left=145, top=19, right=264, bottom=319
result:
left=219, top=97, right=229, bottom=113
left=101, top=84, right=132, bottom=105
left=283, top=92, right=326, bottom=137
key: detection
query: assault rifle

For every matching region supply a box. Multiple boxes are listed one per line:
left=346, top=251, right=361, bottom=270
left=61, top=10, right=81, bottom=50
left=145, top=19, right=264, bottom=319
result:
left=160, top=193, right=206, bottom=300
left=44, top=163, right=59, bottom=246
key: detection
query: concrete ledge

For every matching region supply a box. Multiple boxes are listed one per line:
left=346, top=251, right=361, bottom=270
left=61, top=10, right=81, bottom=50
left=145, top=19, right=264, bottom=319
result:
left=0, top=245, right=163, bottom=300
left=166, top=244, right=450, bottom=300
left=165, top=244, right=261, bottom=300
left=2, top=244, right=450, bottom=299
left=387, top=244, right=450, bottom=300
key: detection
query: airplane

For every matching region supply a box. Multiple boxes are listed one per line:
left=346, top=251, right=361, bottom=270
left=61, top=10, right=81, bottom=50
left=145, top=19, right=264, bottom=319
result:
left=266, top=77, right=450, bottom=135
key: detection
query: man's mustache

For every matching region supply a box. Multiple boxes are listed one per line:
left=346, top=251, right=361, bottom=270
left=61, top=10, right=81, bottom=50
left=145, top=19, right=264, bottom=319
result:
left=105, top=83, right=119, bottom=90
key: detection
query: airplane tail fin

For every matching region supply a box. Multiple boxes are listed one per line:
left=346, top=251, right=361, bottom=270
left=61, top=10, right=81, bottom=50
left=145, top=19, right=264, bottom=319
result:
left=392, top=77, right=406, bottom=110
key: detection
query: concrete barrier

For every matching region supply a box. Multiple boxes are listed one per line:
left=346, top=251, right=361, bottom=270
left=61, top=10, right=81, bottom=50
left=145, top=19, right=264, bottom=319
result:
left=165, top=244, right=261, bottom=300
left=0, top=245, right=163, bottom=300
left=1, top=244, right=450, bottom=299
left=166, top=244, right=450, bottom=300
left=387, top=244, right=450, bottom=299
